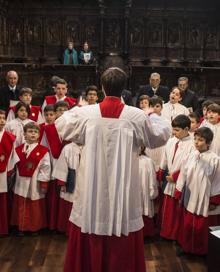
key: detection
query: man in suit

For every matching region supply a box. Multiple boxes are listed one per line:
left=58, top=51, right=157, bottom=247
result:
left=138, top=72, right=170, bottom=104
left=0, top=70, right=20, bottom=111
left=178, top=76, right=200, bottom=113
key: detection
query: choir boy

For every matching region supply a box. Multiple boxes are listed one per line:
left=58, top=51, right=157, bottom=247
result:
left=188, top=112, right=200, bottom=136
left=41, top=101, right=69, bottom=230
left=42, top=78, right=77, bottom=111
left=161, top=87, right=189, bottom=123
left=11, top=122, right=51, bottom=235
left=86, top=85, right=99, bottom=105
left=5, top=102, right=32, bottom=147
left=7, top=87, right=43, bottom=124
left=175, top=127, right=220, bottom=255
left=0, top=110, right=16, bottom=236
left=53, top=142, right=81, bottom=234
left=137, top=95, right=150, bottom=113
left=200, top=99, right=214, bottom=125
left=139, top=146, right=158, bottom=238
left=200, top=103, right=220, bottom=156
left=159, top=115, right=195, bottom=240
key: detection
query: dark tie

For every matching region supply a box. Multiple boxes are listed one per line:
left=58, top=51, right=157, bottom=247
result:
left=172, top=141, right=179, bottom=164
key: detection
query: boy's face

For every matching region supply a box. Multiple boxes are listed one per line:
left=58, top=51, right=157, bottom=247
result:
left=24, top=128, right=40, bottom=144
left=55, top=106, right=68, bottom=118
left=189, top=117, right=200, bottom=132
left=172, top=127, right=189, bottom=139
left=194, top=135, right=209, bottom=153
left=44, top=111, right=56, bottom=124
left=152, top=103, right=162, bottom=115
left=169, top=88, right=182, bottom=104
left=0, top=114, right=6, bottom=131
left=55, top=83, right=67, bottom=98
left=207, top=110, right=219, bottom=125
left=86, top=90, right=98, bottom=105
left=139, top=99, right=149, bottom=110
left=17, top=106, right=28, bottom=120
left=20, top=93, right=32, bottom=105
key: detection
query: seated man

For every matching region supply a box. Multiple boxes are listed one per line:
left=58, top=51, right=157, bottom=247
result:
left=138, top=72, right=170, bottom=104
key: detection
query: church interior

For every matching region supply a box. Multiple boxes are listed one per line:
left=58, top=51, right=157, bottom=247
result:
left=0, top=0, right=220, bottom=271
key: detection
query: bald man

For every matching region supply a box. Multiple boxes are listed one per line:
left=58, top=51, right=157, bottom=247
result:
left=0, top=71, right=21, bottom=111
left=138, top=72, right=170, bottom=104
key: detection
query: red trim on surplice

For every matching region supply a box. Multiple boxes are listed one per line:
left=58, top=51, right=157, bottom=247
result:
left=0, top=131, right=16, bottom=172
left=44, top=124, right=62, bottom=159
left=99, top=96, right=125, bottom=118
left=45, top=95, right=77, bottom=109
left=16, top=144, right=48, bottom=177
left=29, top=105, right=41, bottom=122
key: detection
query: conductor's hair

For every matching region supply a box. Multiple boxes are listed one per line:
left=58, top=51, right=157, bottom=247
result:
left=101, top=67, right=127, bottom=97
left=171, top=114, right=191, bottom=129
left=194, top=127, right=214, bottom=144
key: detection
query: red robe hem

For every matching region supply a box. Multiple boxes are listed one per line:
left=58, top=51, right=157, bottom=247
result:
left=11, top=194, right=47, bottom=231
left=57, top=198, right=73, bottom=235
left=0, top=193, right=9, bottom=235
left=143, top=216, right=156, bottom=237
left=177, top=208, right=220, bottom=255
left=64, top=223, right=146, bottom=272
left=160, top=194, right=183, bottom=240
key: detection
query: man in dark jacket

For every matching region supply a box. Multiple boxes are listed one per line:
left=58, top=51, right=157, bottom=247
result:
left=0, top=70, right=20, bottom=111
left=138, top=72, right=170, bottom=103
left=178, top=76, right=200, bottom=112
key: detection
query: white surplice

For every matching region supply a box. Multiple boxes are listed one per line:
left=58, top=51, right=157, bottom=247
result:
left=53, top=142, right=81, bottom=202
left=139, top=155, right=158, bottom=218
left=160, top=135, right=195, bottom=197
left=5, top=118, right=32, bottom=147
left=161, top=102, right=189, bottom=123
left=55, top=103, right=171, bottom=236
left=176, top=150, right=220, bottom=217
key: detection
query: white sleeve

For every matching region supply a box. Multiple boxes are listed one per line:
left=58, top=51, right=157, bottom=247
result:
left=37, top=152, right=51, bottom=182
left=55, top=109, right=87, bottom=145
left=141, top=113, right=171, bottom=149
left=41, top=100, right=47, bottom=113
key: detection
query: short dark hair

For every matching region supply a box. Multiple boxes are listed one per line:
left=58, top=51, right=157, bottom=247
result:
left=86, top=85, right=98, bottom=96
left=194, top=127, right=213, bottom=144
left=54, top=101, right=69, bottom=111
left=23, top=122, right=40, bottom=133
left=101, top=67, right=127, bottom=97
left=55, top=78, right=67, bottom=87
left=189, top=112, right=200, bottom=124
left=149, top=96, right=163, bottom=107
left=202, top=100, right=214, bottom=109
left=15, top=102, right=30, bottom=117
left=207, top=103, right=220, bottom=115
left=44, top=104, right=55, bottom=113
left=171, top=114, right=191, bottom=129
left=19, top=87, right=32, bottom=96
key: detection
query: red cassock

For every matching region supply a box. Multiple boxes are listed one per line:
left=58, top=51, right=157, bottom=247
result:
left=0, top=130, right=16, bottom=235
left=11, top=143, right=51, bottom=232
